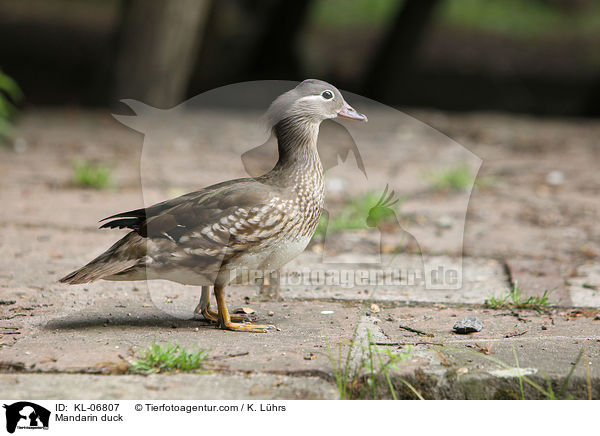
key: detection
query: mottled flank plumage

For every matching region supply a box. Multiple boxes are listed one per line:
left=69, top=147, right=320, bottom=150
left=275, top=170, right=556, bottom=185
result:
left=60, top=79, right=367, bottom=332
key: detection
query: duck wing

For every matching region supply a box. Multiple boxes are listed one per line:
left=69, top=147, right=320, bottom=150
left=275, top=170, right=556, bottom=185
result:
left=99, top=178, right=246, bottom=234
left=60, top=178, right=294, bottom=284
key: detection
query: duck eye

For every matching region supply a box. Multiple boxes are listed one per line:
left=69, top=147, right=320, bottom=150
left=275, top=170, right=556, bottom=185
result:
left=321, top=90, right=334, bottom=100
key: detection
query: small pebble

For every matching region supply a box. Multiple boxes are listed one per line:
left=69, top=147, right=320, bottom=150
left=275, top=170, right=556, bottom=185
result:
left=546, top=170, right=565, bottom=186
left=453, top=316, right=483, bottom=334
left=326, top=178, right=345, bottom=192
left=13, top=138, right=27, bottom=153
left=436, top=215, right=453, bottom=229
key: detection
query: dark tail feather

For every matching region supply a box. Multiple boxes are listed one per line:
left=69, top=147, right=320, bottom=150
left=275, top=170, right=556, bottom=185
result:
left=59, top=233, right=144, bottom=284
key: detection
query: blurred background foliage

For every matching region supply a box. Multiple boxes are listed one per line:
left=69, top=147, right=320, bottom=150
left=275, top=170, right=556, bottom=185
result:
left=1, top=0, right=600, bottom=115
left=0, top=69, right=23, bottom=144
left=313, top=0, right=600, bottom=36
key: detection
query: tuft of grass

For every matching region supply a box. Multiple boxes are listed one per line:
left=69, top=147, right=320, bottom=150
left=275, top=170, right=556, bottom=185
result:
left=429, top=164, right=473, bottom=192
left=462, top=345, right=590, bottom=400
left=485, top=281, right=556, bottom=311
left=474, top=175, right=497, bottom=190
left=0, top=70, right=23, bottom=145
left=326, top=328, right=423, bottom=400
left=326, top=330, right=356, bottom=400
left=313, top=190, right=402, bottom=240
left=129, top=342, right=210, bottom=374
left=73, top=159, right=112, bottom=189
left=364, top=332, right=424, bottom=400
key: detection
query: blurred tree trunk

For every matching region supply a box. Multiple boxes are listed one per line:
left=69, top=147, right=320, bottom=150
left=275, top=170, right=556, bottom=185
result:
left=363, top=0, right=441, bottom=100
left=187, top=0, right=311, bottom=97
left=113, top=0, right=211, bottom=108
left=244, top=0, right=313, bottom=79
left=188, top=0, right=272, bottom=92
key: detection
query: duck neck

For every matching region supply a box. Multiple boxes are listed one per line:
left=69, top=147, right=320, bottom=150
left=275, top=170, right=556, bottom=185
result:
left=272, top=116, right=322, bottom=175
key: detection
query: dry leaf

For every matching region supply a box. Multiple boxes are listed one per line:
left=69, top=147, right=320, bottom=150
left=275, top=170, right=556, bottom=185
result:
left=234, top=307, right=256, bottom=314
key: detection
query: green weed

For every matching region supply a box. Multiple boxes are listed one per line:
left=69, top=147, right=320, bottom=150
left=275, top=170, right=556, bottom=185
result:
left=429, top=164, right=473, bottom=192
left=326, top=327, right=423, bottom=400
left=485, top=281, right=556, bottom=311
left=463, top=345, right=590, bottom=400
left=313, top=190, right=403, bottom=240
left=129, top=342, right=210, bottom=374
left=73, top=159, right=112, bottom=189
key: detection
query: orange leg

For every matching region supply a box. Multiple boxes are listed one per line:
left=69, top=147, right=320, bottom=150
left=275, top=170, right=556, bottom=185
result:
left=194, top=286, right=245, bottom=323
left=215, top=285, right=270, bottom=333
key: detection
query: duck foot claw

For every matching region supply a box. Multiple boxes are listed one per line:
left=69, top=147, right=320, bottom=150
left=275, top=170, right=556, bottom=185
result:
left=213, top=285, right=275, bottom=332
left=220, top=321, right=271, bottom=333
left=232, top=309, right=257, bottom=323
left=195, top=304, right=247, bottom=323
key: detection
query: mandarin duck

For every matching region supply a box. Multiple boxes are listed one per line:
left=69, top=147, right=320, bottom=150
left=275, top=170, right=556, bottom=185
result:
left=60, top=79, right=367, bottom=332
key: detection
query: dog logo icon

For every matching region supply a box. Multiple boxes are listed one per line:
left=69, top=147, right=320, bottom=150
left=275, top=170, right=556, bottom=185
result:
left=3, top=402, right=50, bottom=433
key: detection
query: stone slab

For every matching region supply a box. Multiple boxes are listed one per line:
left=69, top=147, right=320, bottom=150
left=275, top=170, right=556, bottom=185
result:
left=0, top=373, right=337, bottom=400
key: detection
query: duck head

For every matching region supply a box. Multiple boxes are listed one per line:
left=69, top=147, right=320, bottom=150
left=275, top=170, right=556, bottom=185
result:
left=268, top=79, right=367, bottom=126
